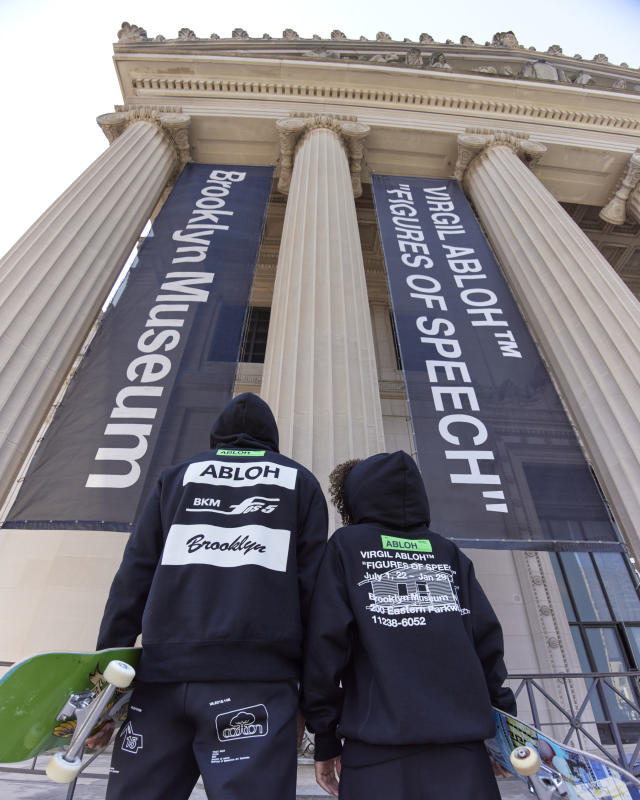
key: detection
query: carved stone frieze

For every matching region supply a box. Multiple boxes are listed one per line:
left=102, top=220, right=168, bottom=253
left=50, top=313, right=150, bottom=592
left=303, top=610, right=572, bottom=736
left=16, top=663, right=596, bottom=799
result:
left=455, top=130, right=547, bottom=182
left=276, top=115, right=369, bottom=197
left=600, top=149, right=640, bottom=225
left=97, top=107, right=191, bottom=170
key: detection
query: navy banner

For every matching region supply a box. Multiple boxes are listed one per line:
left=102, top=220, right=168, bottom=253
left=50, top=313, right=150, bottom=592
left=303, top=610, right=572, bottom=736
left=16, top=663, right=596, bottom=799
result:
left=6, top=164, right=273, bottom=530
left=373, top=175, right=620, bottom=551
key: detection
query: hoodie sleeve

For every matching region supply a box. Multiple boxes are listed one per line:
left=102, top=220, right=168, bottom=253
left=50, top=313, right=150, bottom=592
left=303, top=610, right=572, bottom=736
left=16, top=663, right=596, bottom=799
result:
left=296, top=476, right=329, bottom=627
left=466, top=558, right=517, bottom=716
left=96, top=480, right=165, bottom=650
left=301, top=537, right=354, bottom=761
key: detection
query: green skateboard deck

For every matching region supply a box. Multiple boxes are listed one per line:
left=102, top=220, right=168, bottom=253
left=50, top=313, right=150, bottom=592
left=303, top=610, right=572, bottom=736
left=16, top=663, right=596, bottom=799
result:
left=0, top=648, right=140, bottom=763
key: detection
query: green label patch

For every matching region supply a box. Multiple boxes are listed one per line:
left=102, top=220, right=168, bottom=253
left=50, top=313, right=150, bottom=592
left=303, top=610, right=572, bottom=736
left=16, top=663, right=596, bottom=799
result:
left=381, top=535, right=432, bottom=553
left=216, top=449, right=266, bottom=457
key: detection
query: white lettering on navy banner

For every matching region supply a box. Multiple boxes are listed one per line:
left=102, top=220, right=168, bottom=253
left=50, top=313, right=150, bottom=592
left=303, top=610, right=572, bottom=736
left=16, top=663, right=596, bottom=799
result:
left=161, top=524, right=291, bottom=571
left=183, top=461, right=297, bottom=490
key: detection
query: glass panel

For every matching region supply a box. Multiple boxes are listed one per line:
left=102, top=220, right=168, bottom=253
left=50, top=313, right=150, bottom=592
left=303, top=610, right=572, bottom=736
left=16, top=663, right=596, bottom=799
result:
left=625, top=626, right=640, bottom=668
left=551, top=554, right=576, bottom=622
left=570, top=628, right=605, bottom=721
left=584, top=628, right=639, bottom=723
left=594, top=553, right=640, bottom=621
left=560, top=552, right=611, bottom=622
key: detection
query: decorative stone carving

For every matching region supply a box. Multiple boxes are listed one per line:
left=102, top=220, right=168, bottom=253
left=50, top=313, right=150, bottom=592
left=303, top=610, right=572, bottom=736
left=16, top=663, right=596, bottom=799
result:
left=117, top=21, right=147, bottom=42
left=519, top=60, right=566, bottom=82
left=262, top=33, right=272, bottom=40
left=210, top=33, right=220, bottom=40
left=474, top=65, right=498, bottom=74
left=454, top=130, right=546, bottom=182
left=492, top=31, right=519, bottom=48
left=500, top=65, right=514, bottom=76
left=178, top=28, right=197, bottom=40
left=232, top=28, right=249, bottom=39
left=621, top=62, right=630, bottom=69
left=547, top=637, right=560, bottom=649
left=406, top=47, right=423, bottom=66
left=283, top=28, right=299, bottom=39
left=574, top=71, right=595, bottom=85
left=419, top=33, right=434, bottom=43
left=600, top=150, right=640, bottom=225
left=276, top=115, right=369, bottom=197
left=376, top=31, right=391, bottom=40
left=97, top=109, right=191, bottom=171
left=155, top=35, right=166, bottom=42
left=331, top=29, right=347, bottom=40
left=460, top=35, right=475, bottom=45
left=427, top=52, right=452, bottom=71
left=573, top=54, right=583, bottom=59
left=593, top=53, right=609, bottom=63
left=612, top=79, right=627, bottom=89
left=312, top=34, right=322, bottom=40
left=359, top=36, right=368, bottom=41
left=547, top=44, right=563, bottom=55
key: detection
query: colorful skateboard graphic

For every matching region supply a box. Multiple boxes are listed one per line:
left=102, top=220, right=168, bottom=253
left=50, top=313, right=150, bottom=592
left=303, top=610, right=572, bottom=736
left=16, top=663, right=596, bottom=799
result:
left=0, top=648, right=140, bottom=781
left=486, top=707, right=640, bottom=800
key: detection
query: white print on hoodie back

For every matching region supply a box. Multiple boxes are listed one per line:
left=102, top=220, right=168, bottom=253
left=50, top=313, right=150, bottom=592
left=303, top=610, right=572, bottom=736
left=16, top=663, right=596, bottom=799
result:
left=358, top=545, right=470, bottom=627
left=162, top=523, right=291, bottom=571
left=183, top=460, right=297, bottom=489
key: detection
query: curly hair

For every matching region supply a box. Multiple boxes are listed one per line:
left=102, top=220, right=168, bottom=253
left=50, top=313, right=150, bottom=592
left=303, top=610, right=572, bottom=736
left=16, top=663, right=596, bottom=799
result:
left=328, top=459, right=362, bottom=526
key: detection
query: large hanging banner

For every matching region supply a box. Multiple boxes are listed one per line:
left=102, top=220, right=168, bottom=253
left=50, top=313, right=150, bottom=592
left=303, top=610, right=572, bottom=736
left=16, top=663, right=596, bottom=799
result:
left=373, top=175, right=621, bottom=551
left=6, top=164, right=273, bottom=531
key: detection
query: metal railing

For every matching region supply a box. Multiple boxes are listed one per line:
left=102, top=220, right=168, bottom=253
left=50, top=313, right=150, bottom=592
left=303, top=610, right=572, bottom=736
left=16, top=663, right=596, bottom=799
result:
left=507, top=670, right=640, bottom=774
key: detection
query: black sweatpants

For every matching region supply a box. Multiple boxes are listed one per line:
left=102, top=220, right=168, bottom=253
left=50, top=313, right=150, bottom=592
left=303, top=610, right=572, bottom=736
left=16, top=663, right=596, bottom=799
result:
left=339, top=740, right=501, bottom=800
left=106, top=679, right=298, bottom=800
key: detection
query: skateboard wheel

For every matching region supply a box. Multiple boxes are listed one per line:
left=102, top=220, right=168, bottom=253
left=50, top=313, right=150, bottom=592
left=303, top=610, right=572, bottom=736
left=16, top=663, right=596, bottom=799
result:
left=103, top=660, right=136, bottom=688
left=510, top=745, right=540, bottom=776
left=46, top=751, right=82, bottom=783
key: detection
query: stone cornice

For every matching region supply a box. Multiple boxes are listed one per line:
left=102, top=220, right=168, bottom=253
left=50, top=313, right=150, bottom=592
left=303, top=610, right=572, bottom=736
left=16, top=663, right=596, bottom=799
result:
left=114, top=55, right=640, bottom=135
left=455, top=130, right=547, bottom=182
left=600, top=149, right=640, bottom=224
left=276, top=114, right=369, bottom=197
left=114, top=23, right=639, bottom=94
left=97, top=107, right=192, bottom=169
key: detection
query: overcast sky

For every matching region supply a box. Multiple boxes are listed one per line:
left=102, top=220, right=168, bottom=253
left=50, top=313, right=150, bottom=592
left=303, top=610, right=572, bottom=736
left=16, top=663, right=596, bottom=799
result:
left=0, top=0, right=639, bottom=257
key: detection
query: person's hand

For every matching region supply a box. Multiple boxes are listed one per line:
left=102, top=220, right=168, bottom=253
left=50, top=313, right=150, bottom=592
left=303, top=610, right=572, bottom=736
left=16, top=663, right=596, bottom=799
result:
left=315, top=756, right=341, bottom=797
left=86, top=719, right=115, bottom=750
left=296, top=710, right=305, bottom=749
left=489, top=754, right=512, bottom=778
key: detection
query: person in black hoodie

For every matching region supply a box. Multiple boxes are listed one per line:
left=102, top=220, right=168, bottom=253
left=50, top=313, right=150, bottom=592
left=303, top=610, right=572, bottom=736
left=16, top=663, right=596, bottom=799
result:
left=302, top=451, right=515, bottom=799
left=92, top=393, right=328, bottom=800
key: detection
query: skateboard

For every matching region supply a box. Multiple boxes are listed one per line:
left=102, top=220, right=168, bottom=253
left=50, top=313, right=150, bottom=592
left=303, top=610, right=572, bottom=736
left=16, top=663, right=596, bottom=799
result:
left=486, top=707, right=640, bottom=799
left=0, top=648, right=140, bottom=783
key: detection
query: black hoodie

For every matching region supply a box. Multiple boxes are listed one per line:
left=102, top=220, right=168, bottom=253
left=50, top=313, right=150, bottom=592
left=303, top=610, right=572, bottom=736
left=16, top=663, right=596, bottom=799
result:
left=302, top=451, right=515, bottom=761
left=97, top=393, right=328, bottom=682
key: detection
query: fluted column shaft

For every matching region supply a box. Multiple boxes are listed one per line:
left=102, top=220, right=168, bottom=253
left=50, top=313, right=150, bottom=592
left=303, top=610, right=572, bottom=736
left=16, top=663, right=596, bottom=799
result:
left=462, top=142, right=640, bottom=551
left=0, top=116, right=181, bottom=506
left=261, top=123, right=385, bottom=498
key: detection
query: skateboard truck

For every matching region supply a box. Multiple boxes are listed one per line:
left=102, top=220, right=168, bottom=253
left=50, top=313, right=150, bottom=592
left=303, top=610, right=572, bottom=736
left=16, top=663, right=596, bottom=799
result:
left=510, top=746, right=568, bottom=800
left=45, top=660, right=136, bottom=784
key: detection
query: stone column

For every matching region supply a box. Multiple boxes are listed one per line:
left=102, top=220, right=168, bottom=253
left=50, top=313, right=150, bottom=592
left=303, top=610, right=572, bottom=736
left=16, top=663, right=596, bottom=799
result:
left=0, top=109, right=190, bottom=507
left=600, top=149, right=640, bottom=225
left=456, top=131, right=640, bottom=553
left=261, top=116, right=385, bottom=500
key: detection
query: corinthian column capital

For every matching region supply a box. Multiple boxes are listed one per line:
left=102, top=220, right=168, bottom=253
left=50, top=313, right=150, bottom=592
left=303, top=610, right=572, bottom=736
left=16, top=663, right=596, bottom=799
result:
left=600, top=150, right=640, bottom=225
left=97, top=107, right=192, bottom=170
left=276, top=115, right=369, bottom=197
left=455, top=130, right=547, bottom=182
